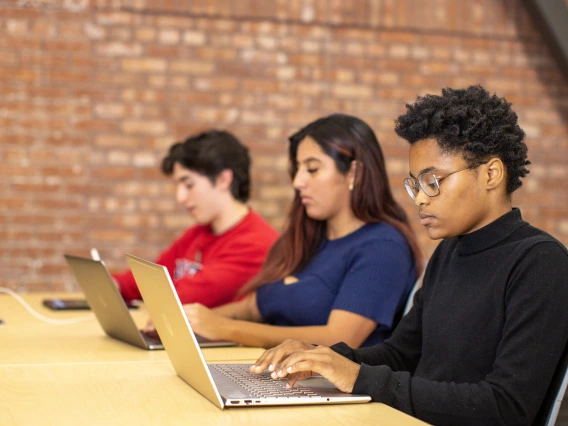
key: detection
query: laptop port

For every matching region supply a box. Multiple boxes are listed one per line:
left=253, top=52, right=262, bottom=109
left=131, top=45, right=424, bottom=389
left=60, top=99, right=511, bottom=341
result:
left=244, top=400, right=252, bottom=405
left=230, top=401, right=239, bottom=404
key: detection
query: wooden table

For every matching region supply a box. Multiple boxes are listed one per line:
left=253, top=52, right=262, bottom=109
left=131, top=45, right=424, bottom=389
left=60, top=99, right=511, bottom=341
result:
left=0, top=292, right=428, bottom=425
left=0, top=292, right=264, bottom=365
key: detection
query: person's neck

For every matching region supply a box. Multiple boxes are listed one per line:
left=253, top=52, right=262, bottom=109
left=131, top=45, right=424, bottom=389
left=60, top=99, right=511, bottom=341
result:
left=210, top=200, right=249, bottom=235
left=487, top=202, right=514, bottom=227
left=468, top=199, right=513, bottom=235
left=326, top=210, right=365, bottom=240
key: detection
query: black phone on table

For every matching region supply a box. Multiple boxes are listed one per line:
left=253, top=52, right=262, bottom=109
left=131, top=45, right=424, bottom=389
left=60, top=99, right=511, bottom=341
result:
left=42, top=298, right=138, bottom=310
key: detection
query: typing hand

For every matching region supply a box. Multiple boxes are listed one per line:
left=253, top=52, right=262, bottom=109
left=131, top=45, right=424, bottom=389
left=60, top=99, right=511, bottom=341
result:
left=251, top=339, right=360, bottom=392
left=250, top=339, right=316, bottom=378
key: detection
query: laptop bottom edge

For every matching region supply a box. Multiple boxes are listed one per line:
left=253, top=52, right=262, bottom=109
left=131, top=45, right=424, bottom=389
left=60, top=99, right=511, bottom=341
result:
left=223, top=395, right=371, bottom=407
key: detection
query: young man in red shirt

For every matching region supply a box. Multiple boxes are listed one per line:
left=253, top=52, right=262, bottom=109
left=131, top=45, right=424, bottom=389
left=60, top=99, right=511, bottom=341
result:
left=113, top=130, right=278, bottom=307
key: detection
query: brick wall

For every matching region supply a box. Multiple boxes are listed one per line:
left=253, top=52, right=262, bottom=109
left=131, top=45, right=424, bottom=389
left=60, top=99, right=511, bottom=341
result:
left=1, top=0, right=567, bottom=293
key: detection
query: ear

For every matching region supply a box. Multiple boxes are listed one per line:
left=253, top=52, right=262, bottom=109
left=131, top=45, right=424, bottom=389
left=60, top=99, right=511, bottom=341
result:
left=214, top=169, right=234, bottom=192
left=348, top=160, right=361, bottom=190
left=484, top=158, right=506, bottom=191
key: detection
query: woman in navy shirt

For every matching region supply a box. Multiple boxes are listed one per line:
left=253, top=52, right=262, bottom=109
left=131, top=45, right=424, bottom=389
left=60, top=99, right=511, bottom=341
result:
left=178, top=114, right=423, bottom=348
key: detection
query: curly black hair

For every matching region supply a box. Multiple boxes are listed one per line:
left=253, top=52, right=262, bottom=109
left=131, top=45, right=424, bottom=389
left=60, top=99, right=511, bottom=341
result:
left=394, top=85, right=530, bottom=194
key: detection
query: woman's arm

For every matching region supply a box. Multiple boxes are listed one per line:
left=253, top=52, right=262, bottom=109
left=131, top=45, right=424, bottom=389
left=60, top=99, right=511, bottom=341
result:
left=231, top=309, right=376, bottom=348
left=184, top=306, right=376, bottom=349
left=211, top=292, right=262, bottom=322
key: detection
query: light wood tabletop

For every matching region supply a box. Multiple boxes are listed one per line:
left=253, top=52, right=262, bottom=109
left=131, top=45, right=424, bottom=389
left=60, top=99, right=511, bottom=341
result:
left=0, top=292, right=428, bottom=426
left=0, top=292, right=264, bottom=365
left=0, top=361, right=428, bottom=426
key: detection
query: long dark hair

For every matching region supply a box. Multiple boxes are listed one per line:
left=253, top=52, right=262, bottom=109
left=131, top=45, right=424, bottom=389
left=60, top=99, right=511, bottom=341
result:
left=243, top=114, right=423, bottom=292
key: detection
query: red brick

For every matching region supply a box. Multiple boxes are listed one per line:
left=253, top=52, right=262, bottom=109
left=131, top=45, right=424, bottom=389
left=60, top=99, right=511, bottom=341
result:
left=155, top=15, right=193, bottom=28
left=59, top=23, right=84, bottom=38
left=0, top=68, right=39, bottom=81
left=11, top=182, right=62, bottom=194
left=96, top=11, right=133, bottom=26
left=97, top=42, right=143, bottom=56
left=193, top=77, right=239, bottom=91
left=144, top=45, right=184, bottom=58
left=45, top=70, right=91, bottom=84
left=288, top=53, right=325, bottom=67
left=113, top=214, right=160, bottom=228
left=43, top=40, right=91, bottom=53
left=33, top=198, right=83, bottom=210
left=170, top=60, right=215, bottom=74
left=88, top=230, right=136, bottom=242
left=0, top=37, right=42, bottom=50
left=66, top=183, right=115, bottom=196
left=332, top=84, right=373, bottom=99
left=1, top=0, right=568, bottom=289
left=8, top=248, right=59, bottom=258
left=94, top=72, right=145, bottom=86
left=135, top=28, right=156, bottom=41
left=120, top=89, right=168, bottom=103
left=422, top=34, right=456, bottom=47
left=0, top=197, right=27, bottom=210
left=420, top=62, right=456, bottom=75
left=91, top=167, right=137, bottom=180
left=122, top=58, right=167, bottom=72
left=380, top=59, right=419, bottom=72
left=0, top=230, right=34, bottom=240
left=122, top=120, right=167, bottom=135
left=45, top=135, right=90, bottom=147
left=169, top=92, right=217, bottom=104
left=0, top=7, right=42, bottom=19
left=194, top=47, right=237, bottom=61
left=242, top=79, right=281, bottom=92
left=74, top=120, right=119, bottom=133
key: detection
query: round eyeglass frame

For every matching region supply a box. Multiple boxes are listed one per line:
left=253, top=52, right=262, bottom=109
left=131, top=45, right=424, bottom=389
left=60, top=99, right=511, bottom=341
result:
left=404, top=161, right=488, bottom=200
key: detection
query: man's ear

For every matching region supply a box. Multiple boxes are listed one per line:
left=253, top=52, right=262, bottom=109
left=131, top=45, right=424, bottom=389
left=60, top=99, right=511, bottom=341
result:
left=485, top=157, right=506, bottom=191
left=215, top=169, right=234, bottom=192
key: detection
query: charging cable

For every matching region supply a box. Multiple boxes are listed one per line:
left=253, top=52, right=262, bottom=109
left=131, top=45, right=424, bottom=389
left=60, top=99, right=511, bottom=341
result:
left=0, top=287, right=95, bottom=325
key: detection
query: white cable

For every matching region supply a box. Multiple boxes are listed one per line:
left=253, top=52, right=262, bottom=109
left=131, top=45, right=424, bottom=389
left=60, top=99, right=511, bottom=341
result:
left=0, top=287, right=95, bottom=325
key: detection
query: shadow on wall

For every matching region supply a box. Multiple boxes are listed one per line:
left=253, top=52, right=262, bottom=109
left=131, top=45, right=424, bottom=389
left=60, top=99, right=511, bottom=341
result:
left=508, top=0, right=568, bottom=244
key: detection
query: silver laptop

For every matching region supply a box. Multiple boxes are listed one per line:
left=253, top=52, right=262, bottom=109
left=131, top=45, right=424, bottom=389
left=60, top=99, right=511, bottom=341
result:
left=126, top=253, right=371, bottom=408
left=64, top=254, right=237, bottom=350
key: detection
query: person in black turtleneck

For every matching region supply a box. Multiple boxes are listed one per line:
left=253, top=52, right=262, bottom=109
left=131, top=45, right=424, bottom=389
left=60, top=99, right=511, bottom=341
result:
left=249, top=86, right=568, bottom=425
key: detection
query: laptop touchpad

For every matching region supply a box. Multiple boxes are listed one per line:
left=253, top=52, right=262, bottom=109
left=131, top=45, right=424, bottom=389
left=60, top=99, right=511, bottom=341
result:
left=296, top=376, right=336, bottom=389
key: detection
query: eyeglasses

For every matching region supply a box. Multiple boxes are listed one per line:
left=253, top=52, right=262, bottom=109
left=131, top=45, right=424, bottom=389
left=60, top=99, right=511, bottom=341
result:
left=404, top=162, right=488, bottom=200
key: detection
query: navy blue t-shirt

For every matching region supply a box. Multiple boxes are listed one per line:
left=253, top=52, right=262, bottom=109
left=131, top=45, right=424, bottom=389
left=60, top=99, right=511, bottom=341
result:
left=256, top=222, right=417, bottom=347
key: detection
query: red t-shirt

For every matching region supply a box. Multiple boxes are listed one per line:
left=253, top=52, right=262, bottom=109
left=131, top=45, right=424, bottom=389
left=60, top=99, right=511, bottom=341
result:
left=113, top=210, right=278, bottom=307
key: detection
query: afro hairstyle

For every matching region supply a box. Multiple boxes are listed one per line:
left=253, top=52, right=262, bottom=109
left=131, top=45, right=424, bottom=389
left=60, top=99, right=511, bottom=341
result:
left=394, top=85, right=530, bottom=194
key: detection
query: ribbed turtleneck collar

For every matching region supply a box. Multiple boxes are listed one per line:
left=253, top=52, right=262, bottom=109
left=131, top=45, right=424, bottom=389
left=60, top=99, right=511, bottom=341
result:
left=456, top=208, right=527, bottom=256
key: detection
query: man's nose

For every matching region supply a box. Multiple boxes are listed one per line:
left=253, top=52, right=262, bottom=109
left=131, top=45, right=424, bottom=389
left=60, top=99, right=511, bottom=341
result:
left=176, top=186, right=188, bottom=204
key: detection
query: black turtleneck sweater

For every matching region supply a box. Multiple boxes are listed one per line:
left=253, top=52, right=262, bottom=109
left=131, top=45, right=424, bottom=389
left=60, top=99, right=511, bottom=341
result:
left=332, top=209, right=568, bottom=425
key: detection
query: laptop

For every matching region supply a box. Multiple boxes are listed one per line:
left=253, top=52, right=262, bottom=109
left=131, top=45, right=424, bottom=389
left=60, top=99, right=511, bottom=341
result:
left=126, top=253, right=372, bottom=408
left=64, top=254, right=237, bottom=350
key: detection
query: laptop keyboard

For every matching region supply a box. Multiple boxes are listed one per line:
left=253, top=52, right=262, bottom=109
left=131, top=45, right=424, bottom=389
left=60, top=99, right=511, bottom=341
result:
left=210, top=364, right=322, bottom=398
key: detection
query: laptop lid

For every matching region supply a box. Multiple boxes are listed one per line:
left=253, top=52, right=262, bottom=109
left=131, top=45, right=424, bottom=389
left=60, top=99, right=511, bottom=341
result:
left=64, top=254, right=157, bottom=350
left=126, top=253, right=371, bottom=409
left=126, top=253, right=225, bottom=408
